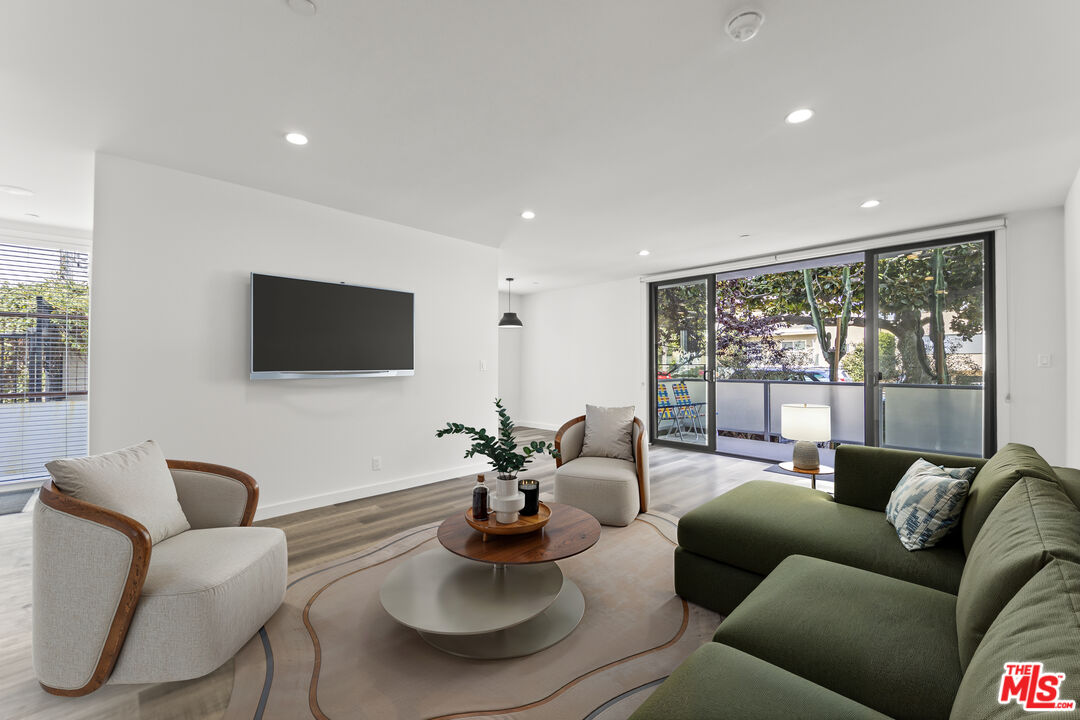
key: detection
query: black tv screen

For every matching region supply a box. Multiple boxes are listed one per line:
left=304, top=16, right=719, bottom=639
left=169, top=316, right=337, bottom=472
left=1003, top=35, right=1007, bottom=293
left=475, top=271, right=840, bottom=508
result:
left=250, top=273, right=414, bottom=379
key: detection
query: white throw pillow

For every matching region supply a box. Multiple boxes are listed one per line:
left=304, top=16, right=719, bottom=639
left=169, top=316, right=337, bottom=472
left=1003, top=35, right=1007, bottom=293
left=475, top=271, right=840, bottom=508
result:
left=581, top=405, right=635, bottom=462
left=885, top=458, right=976, bottom=551
left=46, top=440, right=191, bottom=544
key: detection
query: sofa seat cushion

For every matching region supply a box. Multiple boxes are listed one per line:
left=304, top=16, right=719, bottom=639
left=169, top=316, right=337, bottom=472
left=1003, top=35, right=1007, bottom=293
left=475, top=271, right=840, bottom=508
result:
left=951, top=560, right=1080, bottom=719
left=629, top=642, right=891, bottom=720
left=960, top=443, right=1057, bottom=553
left=109, top=526, right=287, bottom=683
left=678, top=480, right=966, bottom=593
left=956, top=476, right=1080, bottom=669
left=713, top=554, right=962, bottom=720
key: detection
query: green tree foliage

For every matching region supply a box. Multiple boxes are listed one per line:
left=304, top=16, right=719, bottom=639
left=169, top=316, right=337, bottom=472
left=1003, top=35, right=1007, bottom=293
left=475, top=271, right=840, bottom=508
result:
left=715, top=241, right=984, bottom=385
left=876, top=243, right=983, bottom=384
left=716, top=263, right=865, bottom=381
left=841, top=334, right=899, bottom=383
left=656, top=281, right=707, bottom=375
left=0, top=251, right=89, bottom=398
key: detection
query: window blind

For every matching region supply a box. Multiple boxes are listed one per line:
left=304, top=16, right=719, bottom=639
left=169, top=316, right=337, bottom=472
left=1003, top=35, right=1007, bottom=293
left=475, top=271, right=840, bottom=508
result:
left=0, top=242, right=89, bottom=484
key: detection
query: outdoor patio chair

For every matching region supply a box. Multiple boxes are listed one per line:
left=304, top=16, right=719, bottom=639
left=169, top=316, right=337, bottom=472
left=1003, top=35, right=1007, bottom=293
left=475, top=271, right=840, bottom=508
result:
left=656, top=384, right=685, bottom=441
left=671, top=381, right=705, bottom=439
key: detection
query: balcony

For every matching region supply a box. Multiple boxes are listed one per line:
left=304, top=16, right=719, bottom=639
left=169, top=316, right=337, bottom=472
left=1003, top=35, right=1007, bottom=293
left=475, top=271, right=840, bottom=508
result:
left=657, top=378, right=982, bottom=461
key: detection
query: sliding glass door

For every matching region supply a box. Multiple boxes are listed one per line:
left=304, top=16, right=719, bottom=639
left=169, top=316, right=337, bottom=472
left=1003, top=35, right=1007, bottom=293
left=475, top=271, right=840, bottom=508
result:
left=651, top=277, right=714, bottom=449
left=869, top=235, right=993, bottom=456
left=649, top=232, right=995, bottom=459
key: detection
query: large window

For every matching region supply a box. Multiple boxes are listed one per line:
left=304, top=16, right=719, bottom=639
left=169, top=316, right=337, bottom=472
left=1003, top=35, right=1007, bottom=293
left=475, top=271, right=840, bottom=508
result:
left=650, top=232, right=994, bottom=461
left=0, top=242, right=89, bottom=484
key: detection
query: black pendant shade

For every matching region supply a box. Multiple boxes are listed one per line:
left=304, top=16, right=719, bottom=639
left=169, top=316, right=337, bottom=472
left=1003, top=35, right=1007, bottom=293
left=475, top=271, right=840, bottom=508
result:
left=498, top=311, right=523, bottom=328
left=499, top=277, right=523, bottom=328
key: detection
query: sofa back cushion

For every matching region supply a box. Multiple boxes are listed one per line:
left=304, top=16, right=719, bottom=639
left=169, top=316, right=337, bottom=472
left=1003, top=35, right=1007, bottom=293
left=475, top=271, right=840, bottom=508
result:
left=955, top=477, right=1080, bottom=669
left=1051, top=466, right=1080, bottom=510
left=46, top=440, right=190, bottom=544
left=951, top=560, right=1080, bottom=719
left=960, top=443, right=1057, bottom=554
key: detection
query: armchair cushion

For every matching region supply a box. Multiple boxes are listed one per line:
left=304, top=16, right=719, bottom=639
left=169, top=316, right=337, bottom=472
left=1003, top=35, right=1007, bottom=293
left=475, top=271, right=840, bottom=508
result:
left=555, top=457, right=639, bottom=526
left=581, top=404, right=635, bottom=461
left=109, top=526, right=287, bottom=683
left=46, top=440, right=190, bottom=544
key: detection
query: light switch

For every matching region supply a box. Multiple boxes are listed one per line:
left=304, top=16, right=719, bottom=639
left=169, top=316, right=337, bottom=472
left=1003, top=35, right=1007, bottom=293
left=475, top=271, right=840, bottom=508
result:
left=1037, top=354, right=1052, bottom=368
left=479, top=359, right=487, bottom=372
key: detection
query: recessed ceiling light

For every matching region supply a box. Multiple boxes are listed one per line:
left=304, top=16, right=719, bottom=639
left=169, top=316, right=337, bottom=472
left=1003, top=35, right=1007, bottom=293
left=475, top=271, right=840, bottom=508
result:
left=24, top=212, right=39, bottom=219
left=638, top=249, right=651, bottom=256
left=285, top=132, right=309, bottom=146
left=520, top=210, right=536, bottom=220
left=860, top=199, right=881, bottom=209
left=739, top=233, right=751, bottom=238
left=0, top=185, right=34, bottom=197
left=785, top=108, right=814, bottom=124
left=287, top=0, right=317, bottom=16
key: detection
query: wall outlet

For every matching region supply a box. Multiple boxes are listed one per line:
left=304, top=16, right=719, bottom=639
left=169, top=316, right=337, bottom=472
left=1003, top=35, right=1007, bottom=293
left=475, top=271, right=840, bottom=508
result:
left=371, top=456, right=382, bottom=471
left=1037, top=354, right=1053, bottom=368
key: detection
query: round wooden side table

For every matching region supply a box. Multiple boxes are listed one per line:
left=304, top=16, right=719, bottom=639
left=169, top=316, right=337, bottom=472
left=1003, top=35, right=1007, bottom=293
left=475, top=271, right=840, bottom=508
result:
left=778, top=461, right=834, bottom=490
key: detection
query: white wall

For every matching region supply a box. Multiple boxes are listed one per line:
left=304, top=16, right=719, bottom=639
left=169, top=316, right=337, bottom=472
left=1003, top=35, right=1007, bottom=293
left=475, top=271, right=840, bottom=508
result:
left=497, top=290, right=523, bottom=418
left=516, top=278, right=647, bottom=429
left=91, top=155, right=499, bottom=518
left=1065, top=169, right=1080, bottom=467
left=998, top=208, right=1067, bottom=464
left=515, top=211, right=1069, bottom=464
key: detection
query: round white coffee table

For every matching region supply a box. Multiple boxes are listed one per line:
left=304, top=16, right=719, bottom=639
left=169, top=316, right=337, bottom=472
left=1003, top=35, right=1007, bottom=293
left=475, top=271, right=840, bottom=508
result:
left=379, top=503, right=600, bottom=659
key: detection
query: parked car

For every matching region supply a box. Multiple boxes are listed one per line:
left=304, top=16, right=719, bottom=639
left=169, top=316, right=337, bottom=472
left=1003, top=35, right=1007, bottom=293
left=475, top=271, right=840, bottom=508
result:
left=722, top=366, right=852, bottom=382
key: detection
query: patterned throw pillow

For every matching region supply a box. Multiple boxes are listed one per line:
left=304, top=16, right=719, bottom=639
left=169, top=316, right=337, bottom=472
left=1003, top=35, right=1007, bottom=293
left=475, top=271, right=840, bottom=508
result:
left=885, top=458, right=977, bottom=551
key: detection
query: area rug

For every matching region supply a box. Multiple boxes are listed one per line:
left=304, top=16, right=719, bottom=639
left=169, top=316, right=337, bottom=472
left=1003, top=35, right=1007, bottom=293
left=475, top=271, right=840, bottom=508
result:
left=222, top=512, right=722, bottom=720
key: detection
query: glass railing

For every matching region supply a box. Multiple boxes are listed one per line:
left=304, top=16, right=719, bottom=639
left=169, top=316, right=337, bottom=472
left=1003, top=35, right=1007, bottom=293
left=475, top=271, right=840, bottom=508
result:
left=656, top=378, right=983, bottom=460
left=881, top=384, right=982, bottom=456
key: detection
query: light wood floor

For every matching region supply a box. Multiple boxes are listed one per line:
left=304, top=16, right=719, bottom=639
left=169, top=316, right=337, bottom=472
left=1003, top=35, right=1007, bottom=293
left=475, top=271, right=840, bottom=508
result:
left=0, top=430, right=829, bottom=719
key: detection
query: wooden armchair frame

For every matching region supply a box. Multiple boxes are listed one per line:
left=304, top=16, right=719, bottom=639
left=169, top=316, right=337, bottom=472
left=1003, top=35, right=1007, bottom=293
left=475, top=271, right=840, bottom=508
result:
left=36, top=460, right=258, bottom=696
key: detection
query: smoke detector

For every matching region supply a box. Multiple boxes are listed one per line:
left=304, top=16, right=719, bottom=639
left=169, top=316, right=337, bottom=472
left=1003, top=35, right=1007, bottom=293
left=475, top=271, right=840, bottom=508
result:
left=726, top=10, right=764, bottom=42
left=287, top=0, right=317, bottom=16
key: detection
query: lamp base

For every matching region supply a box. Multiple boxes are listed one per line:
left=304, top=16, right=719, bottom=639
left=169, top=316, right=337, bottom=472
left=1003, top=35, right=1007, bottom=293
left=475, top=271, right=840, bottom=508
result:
left=792, top=441, right=820, bottom=471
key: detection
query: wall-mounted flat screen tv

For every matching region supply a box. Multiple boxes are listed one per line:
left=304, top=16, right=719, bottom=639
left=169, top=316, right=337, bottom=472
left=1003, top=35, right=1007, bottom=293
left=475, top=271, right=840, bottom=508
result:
left=250, top=273, right=414, bottom=379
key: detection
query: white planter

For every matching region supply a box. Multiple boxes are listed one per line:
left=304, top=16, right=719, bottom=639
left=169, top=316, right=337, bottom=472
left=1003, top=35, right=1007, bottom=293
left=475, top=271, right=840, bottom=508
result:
left=492, top=475, right=525, bottom=523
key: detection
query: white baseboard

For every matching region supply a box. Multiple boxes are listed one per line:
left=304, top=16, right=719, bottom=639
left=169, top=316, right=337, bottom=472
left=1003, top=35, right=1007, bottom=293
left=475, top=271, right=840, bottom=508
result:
left=254, top=461, right=490, bottom=521
left=517, top=420, right=559, bottom=431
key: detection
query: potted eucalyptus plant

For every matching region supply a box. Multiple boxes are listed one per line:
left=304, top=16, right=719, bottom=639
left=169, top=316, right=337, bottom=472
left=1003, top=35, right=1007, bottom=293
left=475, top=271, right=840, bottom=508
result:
left=436, top=398, right=559, bottom=522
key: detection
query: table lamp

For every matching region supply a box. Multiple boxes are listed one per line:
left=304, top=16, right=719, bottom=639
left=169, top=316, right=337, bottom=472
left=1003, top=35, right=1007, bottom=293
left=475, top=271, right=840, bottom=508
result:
left=781, top=403, right=831, bottom=471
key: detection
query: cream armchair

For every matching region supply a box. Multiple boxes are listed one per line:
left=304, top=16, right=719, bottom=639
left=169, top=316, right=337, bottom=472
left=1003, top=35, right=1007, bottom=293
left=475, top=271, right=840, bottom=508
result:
left=33, top=460, right=287, bottom=696
left=553, top=416, right=650, bottom=526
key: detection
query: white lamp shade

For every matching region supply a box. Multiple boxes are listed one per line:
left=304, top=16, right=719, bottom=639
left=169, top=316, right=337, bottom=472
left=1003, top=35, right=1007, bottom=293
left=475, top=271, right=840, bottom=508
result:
left=781, top=403, right=831, bottom=442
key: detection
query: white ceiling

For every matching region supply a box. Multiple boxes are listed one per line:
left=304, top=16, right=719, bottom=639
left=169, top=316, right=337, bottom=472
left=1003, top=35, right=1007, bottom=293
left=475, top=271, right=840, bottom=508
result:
left=2, top=1, right=1079, bottom=291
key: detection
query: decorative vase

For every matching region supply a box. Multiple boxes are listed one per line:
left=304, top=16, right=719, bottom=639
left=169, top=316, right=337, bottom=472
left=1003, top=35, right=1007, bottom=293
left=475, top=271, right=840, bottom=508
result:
left=492, top=473, right=525, bottom=523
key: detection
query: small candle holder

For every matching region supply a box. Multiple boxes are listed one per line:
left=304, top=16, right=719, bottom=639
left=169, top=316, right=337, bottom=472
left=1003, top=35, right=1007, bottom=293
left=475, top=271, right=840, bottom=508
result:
left=518, top=479, right=540, bottom=516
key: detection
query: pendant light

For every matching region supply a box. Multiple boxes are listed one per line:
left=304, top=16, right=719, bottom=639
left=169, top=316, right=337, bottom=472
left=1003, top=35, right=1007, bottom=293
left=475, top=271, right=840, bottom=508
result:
left=498, top=277, right=523, bottom=328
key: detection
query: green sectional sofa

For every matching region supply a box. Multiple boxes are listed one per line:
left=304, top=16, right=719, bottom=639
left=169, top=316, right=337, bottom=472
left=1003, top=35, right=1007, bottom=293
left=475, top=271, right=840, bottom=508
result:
left=632, top=444, right=1080, bottom=720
